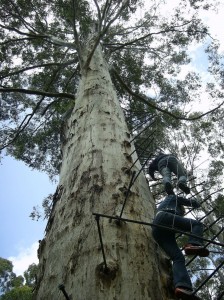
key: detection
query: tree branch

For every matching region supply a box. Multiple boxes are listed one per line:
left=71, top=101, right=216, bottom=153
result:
left=0, top=24, right=75, bottom=48
left=104, top=20, right=207, bottom=52
left=62, top=63, right=80, bottom=92
left=0, top=60, right=77, bottom=80
left=0, top=97, right=44, bottom=151
left=46, top=36, right=75, bottom=48
left=40, top=64, right=79, bottom=117
left=0, top=23, right=47, bottom=38
left=0, top=37, right=37, bottom=46
left=8, top=0, right=41, bottom=34
left=40, top=100, right=60, bottom=117
left=112, top=68, right=224, bottom=122
left=0, top=87, right=75, bottom=99
left=93, top=0, right=102, bottom=31
left=101, top=0, right=112, bottom=27
left=72, top=0, right=82, bottom=64
left=102, top=0, right=129, bottom=35
left=83, top=35, right=102, bottom=71
left=104, top=1, right=121, bottom=27
left=105, top=29, right=184, bottom=52
left=83, top=0, right=129, bottom=71
left=0, top=54, right=78, bottom=151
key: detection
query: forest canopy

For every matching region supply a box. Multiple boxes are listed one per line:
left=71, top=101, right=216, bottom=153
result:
left=0, top=0, right=223, bottom=180
left=1, top=1, right=224, bottom=299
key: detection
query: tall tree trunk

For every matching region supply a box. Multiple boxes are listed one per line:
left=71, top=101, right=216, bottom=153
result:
left=35, top=37, right=173, bottom=300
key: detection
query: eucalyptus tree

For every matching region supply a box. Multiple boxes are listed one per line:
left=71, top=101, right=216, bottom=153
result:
left=1, top=0, right=224, bottom=299
left=0, top=286, right=32, bottom=300
left=0, top=258, right=33, bottom=300
left=0, top=258, right=14, bottom=294
left=187, top=254, right=224, bottom=300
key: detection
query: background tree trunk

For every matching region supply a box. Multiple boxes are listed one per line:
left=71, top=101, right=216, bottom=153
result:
left=189, top=178, right=224, bottom=244
left=35, top=38, right=174, bottom=300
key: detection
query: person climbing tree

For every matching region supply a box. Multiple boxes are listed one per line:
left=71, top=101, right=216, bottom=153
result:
left=152, top=194, right=210, bottom=300
left=148, top=153, right=190, bottom=195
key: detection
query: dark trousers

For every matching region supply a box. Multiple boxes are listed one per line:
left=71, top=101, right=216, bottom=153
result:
left=158, top=155, right=187, bottom=185
left=152, top=211, right=204, bottom=290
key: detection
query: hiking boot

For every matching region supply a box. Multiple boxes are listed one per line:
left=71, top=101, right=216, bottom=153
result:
left=165, top=182, right=174, bottom=195
left=178, top=182, right=190, bottom=194
left=184, top=244, right=209, bottom=257
left=175, top=287, right=201, bottom=300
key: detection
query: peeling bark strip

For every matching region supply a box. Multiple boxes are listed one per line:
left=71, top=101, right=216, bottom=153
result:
left=35, top=38, right=173, bottom=300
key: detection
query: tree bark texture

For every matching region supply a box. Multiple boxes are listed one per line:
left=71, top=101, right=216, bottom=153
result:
left=35, top=37, right=174, bottom=300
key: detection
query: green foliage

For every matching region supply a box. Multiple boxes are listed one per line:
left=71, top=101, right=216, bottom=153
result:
left=0, top=285, right=32, bottom=300
left=24, top=264, right=38, bottom=288
left=213, top=194, right=224, bottom=217
left=0, top=258, right=14, bottom=293
left=1, top=0, right=222, bottom=179
left=189, top=250, right=224, bottom=300
left=0, top=258, right=37, bottom=298
left=1, top=1, right=223, bottom=228
left=11, top=276, right=24, bottom=288
left=0, top=259, right=13, bottom=275
left=208, top=160, right=224, bottom=187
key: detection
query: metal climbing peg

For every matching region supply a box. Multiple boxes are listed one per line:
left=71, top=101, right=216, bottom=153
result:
left=58, top=284, right=70, bottom=300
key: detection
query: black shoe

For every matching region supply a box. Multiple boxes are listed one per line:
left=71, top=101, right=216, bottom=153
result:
left=165, top=182, right=174, bottom=195
left=178, top=182, right=190, bottom=194
left=175, top=287, right=201, bottom=300
left=184, top=244, right=210, bottom=257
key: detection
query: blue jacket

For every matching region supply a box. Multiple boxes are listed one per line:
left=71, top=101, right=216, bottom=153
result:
left=157, top=195, right=200, bottom=216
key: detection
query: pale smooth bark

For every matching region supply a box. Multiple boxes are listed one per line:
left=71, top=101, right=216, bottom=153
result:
left=35, top=37, right=173, bottom=300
